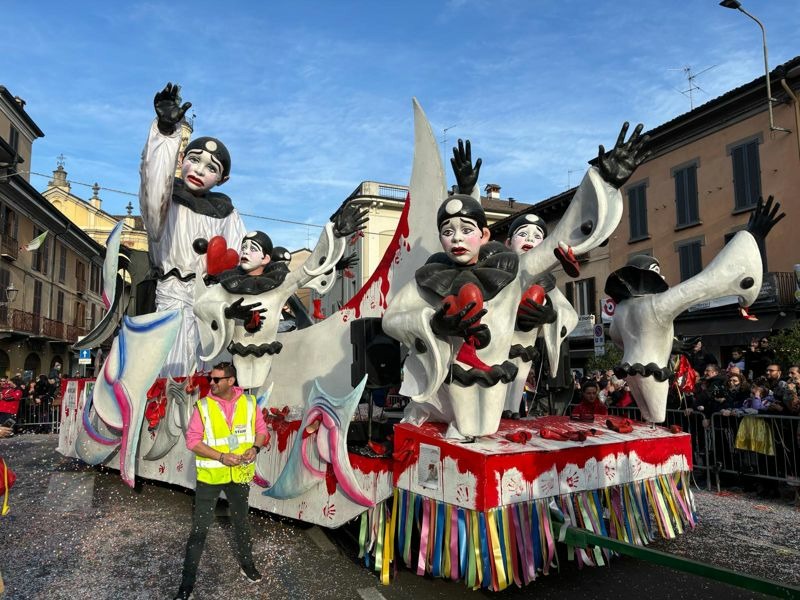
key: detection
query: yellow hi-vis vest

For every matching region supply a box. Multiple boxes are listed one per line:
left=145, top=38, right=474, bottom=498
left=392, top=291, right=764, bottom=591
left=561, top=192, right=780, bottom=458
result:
left=195, top=393, right=257, bottom=484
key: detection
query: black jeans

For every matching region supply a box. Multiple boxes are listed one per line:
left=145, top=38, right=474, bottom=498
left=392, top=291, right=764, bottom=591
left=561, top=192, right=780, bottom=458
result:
left=179, top=481, right=254, bottom=588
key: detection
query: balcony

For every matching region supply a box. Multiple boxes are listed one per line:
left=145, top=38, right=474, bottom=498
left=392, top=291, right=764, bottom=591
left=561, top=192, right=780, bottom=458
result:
left=41, top=317, right=65, bottom=339
left=0, top=233, right=18, bottom=261
left=66, top=324, right=86, bottom=343
left=0, top=309, right=37, bottom=333
left=76, top=276, right=87, bottom=296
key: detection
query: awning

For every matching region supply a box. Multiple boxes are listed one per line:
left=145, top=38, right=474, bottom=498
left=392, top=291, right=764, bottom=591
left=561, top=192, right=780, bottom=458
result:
left=674, top=312, right=795, bottom=346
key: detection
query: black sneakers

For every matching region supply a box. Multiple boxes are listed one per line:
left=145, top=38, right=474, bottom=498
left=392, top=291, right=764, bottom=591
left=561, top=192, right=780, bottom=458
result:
left=173, top=585, right=193, bottom=600
left=240, top=564, right=263, bottom=583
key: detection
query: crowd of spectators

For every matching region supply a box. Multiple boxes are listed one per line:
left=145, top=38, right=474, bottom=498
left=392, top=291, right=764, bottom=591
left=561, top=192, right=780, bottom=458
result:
left=0, top=362, right=62, bottom=434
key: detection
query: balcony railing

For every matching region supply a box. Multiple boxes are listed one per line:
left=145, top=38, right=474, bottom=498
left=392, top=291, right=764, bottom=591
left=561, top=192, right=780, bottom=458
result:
left=76, top=276, right=87, bottom=295
left=0, top=233, right=19, bottom=260
left=41, top=317, right=65, bottom=339
left=66, top=324, right=86, bottom=343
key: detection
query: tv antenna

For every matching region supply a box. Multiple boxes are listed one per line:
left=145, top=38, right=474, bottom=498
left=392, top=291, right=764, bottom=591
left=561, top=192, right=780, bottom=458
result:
left=668, top=65, right=717, bottom=110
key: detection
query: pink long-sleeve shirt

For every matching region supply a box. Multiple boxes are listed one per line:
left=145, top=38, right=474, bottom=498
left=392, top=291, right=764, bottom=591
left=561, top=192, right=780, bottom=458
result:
left=185, top=386, right=267, bottom=450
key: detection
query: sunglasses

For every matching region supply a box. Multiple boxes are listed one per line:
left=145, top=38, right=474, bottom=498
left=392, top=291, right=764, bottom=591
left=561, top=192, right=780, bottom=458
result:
left=208, top=376, right=232, bottom=383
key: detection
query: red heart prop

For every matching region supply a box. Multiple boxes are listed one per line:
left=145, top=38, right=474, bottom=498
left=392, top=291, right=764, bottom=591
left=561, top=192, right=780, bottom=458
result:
left=443, top=282, right=483, bottom=320
left=520, top=284, right=545, bottom=309
left=206, top=236, right=240, bottom=275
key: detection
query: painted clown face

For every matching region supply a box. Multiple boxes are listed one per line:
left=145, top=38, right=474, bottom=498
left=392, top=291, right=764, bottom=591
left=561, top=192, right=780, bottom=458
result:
left=240, top=239, right=269, bottom=273
left=181, top=149, right=225, bottom=194
left=510, top=224, right=545, bottom=254
left=439, top=217, right=489, bottom=265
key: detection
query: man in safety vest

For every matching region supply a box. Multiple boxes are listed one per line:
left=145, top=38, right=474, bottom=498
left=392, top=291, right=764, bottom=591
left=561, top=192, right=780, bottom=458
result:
left=174, top=361, right=268, bottom=600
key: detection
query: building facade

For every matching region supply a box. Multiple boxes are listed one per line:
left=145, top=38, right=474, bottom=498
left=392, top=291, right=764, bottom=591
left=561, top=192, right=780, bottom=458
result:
left=1, top=85, right=107, bottom=377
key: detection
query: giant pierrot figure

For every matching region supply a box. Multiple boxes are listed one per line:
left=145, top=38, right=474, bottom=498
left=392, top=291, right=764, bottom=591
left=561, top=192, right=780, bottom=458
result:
left=139, top=83, right=247, bottom=376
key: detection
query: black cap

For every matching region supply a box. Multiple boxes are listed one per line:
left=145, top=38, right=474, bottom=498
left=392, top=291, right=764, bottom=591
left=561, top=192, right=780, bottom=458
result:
left=271, top=246, right=291, bottom=262
left=242, top=231, right=273, bottom=257
left=437, top=194, right=487, bottom=230
left=183, top=136, right=231, bottom=179
left=626, top=254, right=660, bottom=272
left=507, top=213, right=547, bottom=239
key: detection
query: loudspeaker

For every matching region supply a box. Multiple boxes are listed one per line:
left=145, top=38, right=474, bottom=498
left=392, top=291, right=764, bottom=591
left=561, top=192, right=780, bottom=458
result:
left=547, top=338, right=572, bottom=390
left=350, top=318, right=402, bottom=389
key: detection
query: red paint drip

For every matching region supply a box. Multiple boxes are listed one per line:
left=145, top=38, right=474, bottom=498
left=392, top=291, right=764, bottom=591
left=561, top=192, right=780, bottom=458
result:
left=341, top=193, right=411, bottom=318
left=349, top=452, right=392, bottom=476
left=325, top=462, right=338, bottom=495
left=264, top=415, right=301, bottom=453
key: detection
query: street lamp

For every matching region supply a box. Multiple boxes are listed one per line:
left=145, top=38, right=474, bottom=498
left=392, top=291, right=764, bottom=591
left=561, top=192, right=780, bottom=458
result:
left=719, top=0, right=791, bottom=133
left=1, top=284, right=18, bottom=305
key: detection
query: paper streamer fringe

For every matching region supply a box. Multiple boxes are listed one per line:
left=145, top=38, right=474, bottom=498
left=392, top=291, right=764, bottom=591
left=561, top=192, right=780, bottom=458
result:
left=358, top=471, right=696, bottom=591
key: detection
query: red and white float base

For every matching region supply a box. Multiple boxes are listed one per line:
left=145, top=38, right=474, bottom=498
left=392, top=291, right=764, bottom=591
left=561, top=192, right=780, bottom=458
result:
left=59, top=381, right=696, bottom=591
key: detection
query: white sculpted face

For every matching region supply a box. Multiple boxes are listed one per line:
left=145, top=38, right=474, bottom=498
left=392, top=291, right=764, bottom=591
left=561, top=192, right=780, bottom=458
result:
left=510, top=224, right=545, bottom=254
left=181, top=150, right=224, bottom=194
left=439, top=217, right=489, bottom=265
left=240, top=239, right=269, bottom=272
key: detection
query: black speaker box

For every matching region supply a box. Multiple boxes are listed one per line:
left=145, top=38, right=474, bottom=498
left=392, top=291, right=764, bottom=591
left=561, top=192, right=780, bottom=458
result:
left=350, top=317, right=402, bottom=389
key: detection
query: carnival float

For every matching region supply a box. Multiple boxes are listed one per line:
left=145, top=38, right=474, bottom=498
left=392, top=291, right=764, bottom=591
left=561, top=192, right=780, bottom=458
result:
left=57, top=84, right=784, bottom=591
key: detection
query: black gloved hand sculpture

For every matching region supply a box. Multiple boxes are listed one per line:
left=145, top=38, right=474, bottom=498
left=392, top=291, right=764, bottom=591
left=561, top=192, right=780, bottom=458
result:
left=225, top=297, right=264, bottom=321
left=451, top=138, right=482, bottom=195
left=336, top=252, right=359, bottom=271
left=430, top=301, right=487, bottom=338
left=746, top=195, right=785, bottom=242
left=597, top=122, right=651, bottom=189
left=331, top=204, right=369, bottom=238
left=154, top=82, right=192, bottom=136
left=516, top=298, right=557, bottom=332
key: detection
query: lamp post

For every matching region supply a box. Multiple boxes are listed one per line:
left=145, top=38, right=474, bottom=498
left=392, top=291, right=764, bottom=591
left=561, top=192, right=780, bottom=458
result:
left=719, top=0, right=791, bottom=133
left=1, top=284, right=18, bottom=305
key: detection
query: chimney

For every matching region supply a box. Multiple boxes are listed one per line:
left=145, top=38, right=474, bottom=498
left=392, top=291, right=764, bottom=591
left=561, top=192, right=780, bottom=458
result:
left=508, top=197, right=515, bottom=209
left=484, top=183, right=501, bottom=200
left=13, top=96, right=26, bottom=109
left=90, top=182, right=102, bottom=209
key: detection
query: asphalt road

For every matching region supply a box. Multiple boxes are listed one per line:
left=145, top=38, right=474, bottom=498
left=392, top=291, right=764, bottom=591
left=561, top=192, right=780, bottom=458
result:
left=1, top=434, right=797, bottom=599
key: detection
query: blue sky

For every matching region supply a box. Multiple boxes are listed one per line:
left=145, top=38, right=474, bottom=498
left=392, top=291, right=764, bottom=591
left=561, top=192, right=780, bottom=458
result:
left=3, top=1, right=799, bottom=249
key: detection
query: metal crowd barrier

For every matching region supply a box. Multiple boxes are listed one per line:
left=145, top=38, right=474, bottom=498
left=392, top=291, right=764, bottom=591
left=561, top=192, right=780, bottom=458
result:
left=606, top=406, right=712, bottom=489
left=709, top=412, right=800, bottom=494
left=15, top=397, right=62, bottom=434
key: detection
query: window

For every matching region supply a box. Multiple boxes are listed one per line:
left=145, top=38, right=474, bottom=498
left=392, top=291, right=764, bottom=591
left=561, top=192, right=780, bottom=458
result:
left=76, top=261, right=86, bottom=293
left=0, top=268, right=9, bottom=320
left=90, top=263, right=101, bottom=294
left=33, top=280, right=43, bottom=315
left=9, top=125, right=19, bottom=153
left=565, top=277, right=596, bottom=317
left=729, top=138, right=761, bottom=211
left=31, top=227, right=50, bottom=274
left=74, top=301, right=86, bottom=327
left=677, top=239, right=703, bottom=281
left=89, top=304, right=96, bottom=329
left=627, top=182, right=648, bottom=240
left=673, top=162, right=699, bottom=227
left=1, top=206, right=17, bottom=239
left=59, top=244, right=67, bottom=283
left=56, top=291, right=65, bottom=322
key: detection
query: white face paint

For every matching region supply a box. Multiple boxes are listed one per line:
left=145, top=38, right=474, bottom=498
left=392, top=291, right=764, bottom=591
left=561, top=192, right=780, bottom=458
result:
left=240, top=239, right=267, bottom=272
left=180, top=150, right=224, bottom=194
left=510, top=224, right=545, bottom=254
left=439, top=217, right=486, bottom=265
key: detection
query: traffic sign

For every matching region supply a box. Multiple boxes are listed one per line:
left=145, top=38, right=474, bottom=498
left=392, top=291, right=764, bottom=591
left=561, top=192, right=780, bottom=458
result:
left=79, top=349, right=92, bottom=365
left=593, top=324, right=605, bottom=356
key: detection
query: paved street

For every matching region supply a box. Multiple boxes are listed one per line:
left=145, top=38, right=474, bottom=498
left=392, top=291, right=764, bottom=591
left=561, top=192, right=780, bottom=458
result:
left=1, top=434, right=798, bottom=599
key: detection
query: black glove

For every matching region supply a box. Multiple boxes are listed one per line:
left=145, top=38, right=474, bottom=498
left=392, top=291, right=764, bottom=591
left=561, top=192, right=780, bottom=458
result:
left=671, top=336, right=700, bottom=357
left=430, top=301, right=487, bottom=338
left=154, top=82, right=192, bottom=136
left=336, top=252, right=359, bottom=271
left=467, top=324, right=491, bottom=349
left=746, top=195, right=785, bottom=241
left=331, top=204, right=369, bottom=238
left=224, top=297, right=264, bottom=321
left=516, top=298, right=557, bottom=332
left=450, top=139, right=482, bottom=195
left=597, top=122, right=651, bottom=189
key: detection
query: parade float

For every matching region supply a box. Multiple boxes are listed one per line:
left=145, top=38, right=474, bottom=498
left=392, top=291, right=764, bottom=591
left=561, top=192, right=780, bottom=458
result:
left=57, top=84, right=784, bottom=591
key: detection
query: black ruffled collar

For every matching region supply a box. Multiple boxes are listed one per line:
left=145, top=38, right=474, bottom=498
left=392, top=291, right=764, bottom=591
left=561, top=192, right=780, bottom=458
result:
left=216, top=263, right=290, bottom=294
left=415, top=241, right=519, bottom=301
left=172, top=177, right=235, bottom=218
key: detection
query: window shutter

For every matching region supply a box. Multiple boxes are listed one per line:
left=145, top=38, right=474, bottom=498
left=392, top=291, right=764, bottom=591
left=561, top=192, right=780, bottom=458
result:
left=687, top=166, right=698, bottom=223
left=745, top=141, right=761, bottom=208
left=587, top=277, right=597, bottom=318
